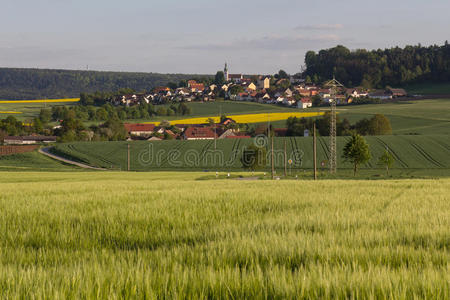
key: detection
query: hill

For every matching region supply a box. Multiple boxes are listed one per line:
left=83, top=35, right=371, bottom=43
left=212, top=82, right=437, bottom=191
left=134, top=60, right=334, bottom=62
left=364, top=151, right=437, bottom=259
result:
left=0, top=68, right=209, bottom=100
left=51, top=135, right=450, bottom=175
left=303, top=43, right=450, bottom=89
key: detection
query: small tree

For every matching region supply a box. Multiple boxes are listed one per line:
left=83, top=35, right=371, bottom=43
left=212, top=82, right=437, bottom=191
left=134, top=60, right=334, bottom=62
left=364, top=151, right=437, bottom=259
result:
left=342, top=134, right=371, bottom=176
left=241, top=144, right=267, bottom=171
left=215, top=71, right=225, bottom=85
left=378, top=149, right=394, bottom=176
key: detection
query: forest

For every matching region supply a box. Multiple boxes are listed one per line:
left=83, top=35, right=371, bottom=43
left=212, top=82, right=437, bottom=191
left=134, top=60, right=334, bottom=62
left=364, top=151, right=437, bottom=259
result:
left=0, top=68, right=204, bottom=100
left=303, top=42, right=450, bottom=88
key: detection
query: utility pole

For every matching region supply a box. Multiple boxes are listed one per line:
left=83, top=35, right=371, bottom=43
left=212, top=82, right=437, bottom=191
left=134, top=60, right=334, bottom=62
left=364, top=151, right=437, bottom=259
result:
left=313, top=123, right=317, bottom=180
left=127, top=143, right=130, bottom=171
left=271, top=134, right=275, bottom=180
left=284, top=138, right=287, bottom=177
left=324, top=77, right=344, bottom=174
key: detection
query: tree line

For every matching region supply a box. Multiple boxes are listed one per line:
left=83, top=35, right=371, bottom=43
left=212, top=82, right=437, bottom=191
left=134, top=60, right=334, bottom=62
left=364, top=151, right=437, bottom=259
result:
left=286, top=113, right=392, bottom=136
left=303, top=43, right=450, bottom=88
left=0, top=68, right=205, bottom=100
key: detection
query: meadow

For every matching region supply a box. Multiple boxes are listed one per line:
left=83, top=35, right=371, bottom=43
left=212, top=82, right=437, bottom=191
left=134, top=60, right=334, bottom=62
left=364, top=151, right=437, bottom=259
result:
left=0, top=99, right=79, bottom=120
left=52, top=135, right=450, bottom=175
left=0, top=172, right=448, bottom=298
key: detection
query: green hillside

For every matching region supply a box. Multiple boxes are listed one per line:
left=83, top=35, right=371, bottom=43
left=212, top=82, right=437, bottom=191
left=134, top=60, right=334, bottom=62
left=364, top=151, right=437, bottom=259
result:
left=52, top=135, right=450, bottom=174
left=0, top=151, right=80, bottom=171
left=0, top=68, right=206, bottom=100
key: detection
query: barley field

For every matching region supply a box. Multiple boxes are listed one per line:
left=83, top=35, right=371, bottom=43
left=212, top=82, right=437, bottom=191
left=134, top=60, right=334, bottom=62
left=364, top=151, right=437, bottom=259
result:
left=0, top=172, right=448, bottom=298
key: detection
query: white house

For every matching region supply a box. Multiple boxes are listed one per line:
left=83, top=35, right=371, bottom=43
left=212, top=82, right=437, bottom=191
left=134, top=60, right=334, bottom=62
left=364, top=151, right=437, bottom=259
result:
left=297, top=98, right=312, bottom=109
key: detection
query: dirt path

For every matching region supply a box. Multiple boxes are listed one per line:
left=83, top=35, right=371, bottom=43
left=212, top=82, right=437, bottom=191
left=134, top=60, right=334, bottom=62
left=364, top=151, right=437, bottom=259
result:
left=39, top=147, right=107, bottom=170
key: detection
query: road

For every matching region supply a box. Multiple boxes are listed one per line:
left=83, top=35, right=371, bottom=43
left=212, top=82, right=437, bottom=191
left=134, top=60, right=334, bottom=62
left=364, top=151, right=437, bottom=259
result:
left=39, top=147, right=107, bottom=170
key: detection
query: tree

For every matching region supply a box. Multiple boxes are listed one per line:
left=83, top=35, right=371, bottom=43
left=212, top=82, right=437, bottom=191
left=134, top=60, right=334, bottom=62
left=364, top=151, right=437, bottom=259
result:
left=156, top=107, right=167, bottom=116
left=159, top=120, right=171, bottom=128
left=207, top=118, right=215, bottom=126
left=229, top=85, right=244, bottom=95
left=215, top=71, right=225, bottom=85
left=368, top=114, right=392, bottom=135
left=342, top=134, right=371, bottom=176
left=378, top=148, right=394, bottom=176
left=276, top=70, right=289, bottom=79
left=241, top=144, right=267, bottom=171
left=39, top=108, right=52, bottom=124
left=166, top=108, right=175, bottom=116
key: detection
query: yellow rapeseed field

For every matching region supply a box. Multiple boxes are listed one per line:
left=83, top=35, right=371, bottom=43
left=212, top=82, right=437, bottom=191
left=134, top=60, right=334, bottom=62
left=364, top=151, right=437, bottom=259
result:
left=145, top=112, right=325, bottom=125
left=0, top=98, right=80, bottom=104
left=0, top=111, right=22, bottom=114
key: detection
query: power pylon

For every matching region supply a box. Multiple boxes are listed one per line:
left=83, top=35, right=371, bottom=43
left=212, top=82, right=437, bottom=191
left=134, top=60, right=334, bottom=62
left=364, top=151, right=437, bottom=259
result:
left=324, top=77, right=344, bottom=174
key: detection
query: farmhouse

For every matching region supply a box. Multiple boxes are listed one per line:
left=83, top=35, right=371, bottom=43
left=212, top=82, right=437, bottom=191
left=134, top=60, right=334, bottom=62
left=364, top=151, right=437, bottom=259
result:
left=183, top=127, right=216, bottom=140
left=388, top=88, right=407, bottom=97
left=369, top=90, right=393, bottom=100
left=3, top=135, right=57, bottom=145
left=124, top=123, right=156, bottom=136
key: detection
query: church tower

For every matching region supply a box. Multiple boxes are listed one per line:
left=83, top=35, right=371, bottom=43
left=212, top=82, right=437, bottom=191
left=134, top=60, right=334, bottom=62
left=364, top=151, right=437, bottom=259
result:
left=224, top=62, right=229, bottom=82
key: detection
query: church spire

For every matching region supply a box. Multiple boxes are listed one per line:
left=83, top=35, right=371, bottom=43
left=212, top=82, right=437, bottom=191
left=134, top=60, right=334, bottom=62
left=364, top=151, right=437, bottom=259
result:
left=224, top=62, right=229, bottom=82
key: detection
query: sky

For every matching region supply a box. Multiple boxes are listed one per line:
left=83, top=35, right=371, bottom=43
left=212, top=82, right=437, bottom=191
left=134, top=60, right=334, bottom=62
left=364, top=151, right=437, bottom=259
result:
left=1, top=0, right=449, bottom=75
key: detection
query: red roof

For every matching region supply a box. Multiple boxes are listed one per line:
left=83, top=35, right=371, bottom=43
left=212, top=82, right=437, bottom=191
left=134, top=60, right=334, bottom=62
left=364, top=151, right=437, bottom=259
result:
left=190, top=83, right=205, bottom=91
left=301, top=97, right=312, bottom=103
left=225, top=135, right=251, bottom=139
left=153, top=87, right=170, bottom=93
left=124, top=123, right=156, bottom=132
left=184, top=127, right=216, bottom=139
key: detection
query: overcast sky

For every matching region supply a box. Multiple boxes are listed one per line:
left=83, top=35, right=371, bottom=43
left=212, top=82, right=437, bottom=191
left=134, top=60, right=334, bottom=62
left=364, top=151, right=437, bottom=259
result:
left=1, top=0, right=449, bottom=74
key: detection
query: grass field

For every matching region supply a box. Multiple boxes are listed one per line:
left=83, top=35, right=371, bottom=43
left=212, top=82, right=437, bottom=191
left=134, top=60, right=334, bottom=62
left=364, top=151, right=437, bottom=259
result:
left=52, top=135, right=450, bottom=175
left=0, top=172, right=448, bottom=298
left=0, top=100, right=78, bottom=120
left=404, top=82, right=450, bottom=94
left=0, top=151, right=79, bottom=171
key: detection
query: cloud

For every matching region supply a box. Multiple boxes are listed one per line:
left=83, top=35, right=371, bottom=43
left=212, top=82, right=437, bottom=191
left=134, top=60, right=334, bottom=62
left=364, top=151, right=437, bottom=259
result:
left=295, top=24, right=344, bottom=30
left=181, top=34, right=341, bottom=51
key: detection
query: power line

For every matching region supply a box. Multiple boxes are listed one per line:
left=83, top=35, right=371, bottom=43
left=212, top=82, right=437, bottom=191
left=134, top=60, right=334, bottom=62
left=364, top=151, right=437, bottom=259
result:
left=324, top=77, right=344, bottom=174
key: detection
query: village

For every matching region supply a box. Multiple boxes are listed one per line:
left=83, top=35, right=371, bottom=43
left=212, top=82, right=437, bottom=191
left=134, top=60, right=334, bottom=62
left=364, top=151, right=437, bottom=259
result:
left=109, top=64, right=408, bottom=142
left=110, top=63, right=408, bottom=109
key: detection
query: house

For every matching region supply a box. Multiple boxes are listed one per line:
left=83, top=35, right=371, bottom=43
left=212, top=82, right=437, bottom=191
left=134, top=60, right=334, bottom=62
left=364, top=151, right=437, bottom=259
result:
left=388, top=88, right=407, bottom=97
left=319, top=89, right=331, bottom=98
left=282, top=97, right=296, bottom=106
left=175, top=88, right=191, bottom=96
left=298, top=97, right=312, bottom=109
left=124, top=123, right=156, bottom=136
left=189, top=83, right=205, bottom=93
left=183, top=127, right=216, bottom=140
left=297, top=88, right=311, bottom=97
left=369, top=90, right=393, bottom=100
left=284, top=88, right=293, bottom=97
left=346, top=88, right=368, bottom=98
left=236, top=92, right=250, bottom=101
left=228, top=74, right=244, bottom=83
left=217, top=129, right=237, bottom=139
left=187, top=80, right=197, bottom=88
left=153, top=87, right=171, bottom=94
left=257, top=77, right=270, bottom=89
left=274, top=128, right=288, bottom=137
left=3, top=135, right=57, bottom=145
left=247, top=82, right=257, bottom=91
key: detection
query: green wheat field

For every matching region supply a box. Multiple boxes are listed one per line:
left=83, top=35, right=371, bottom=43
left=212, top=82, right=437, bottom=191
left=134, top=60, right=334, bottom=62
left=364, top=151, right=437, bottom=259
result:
left=0, top=172, right=448, bottom=299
